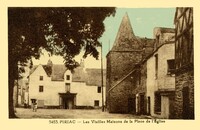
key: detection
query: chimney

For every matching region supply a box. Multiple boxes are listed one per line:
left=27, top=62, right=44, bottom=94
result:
left=47, top=59, right=53, bottom=67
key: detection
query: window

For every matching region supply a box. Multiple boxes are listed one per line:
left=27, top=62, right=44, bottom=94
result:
left=94, top=100, right=99, bottom=107
left=155, top=54, right=158, bottom=79
left=167, top=59, right=175, bottom=75
left=65, top=83, right=70, bottom=92
left=39, top=86, right=44, bottom=92
left=97, top=86, right=101, bottom=93
left=66, top=75, right=70, bottom=80
left=40, top=76, right=43, bottom=81
left=154, top=92, right=161, bottom=114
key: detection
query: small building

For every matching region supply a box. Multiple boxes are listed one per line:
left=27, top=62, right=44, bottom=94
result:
left=174, top=7, right=194, bottom=119
left=28, top=60, right=106, bottom=109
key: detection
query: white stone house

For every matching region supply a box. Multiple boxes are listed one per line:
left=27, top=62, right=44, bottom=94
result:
left=28, top=60, right=106, bottom=109
left=146, top=27, right=175, bottom=118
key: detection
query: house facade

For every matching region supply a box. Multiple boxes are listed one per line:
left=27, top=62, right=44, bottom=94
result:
left=28, top=60, right=106, bottom=109
left=174, top=7, right=194, bottom=119
left=146, top=27, right=175, bottom=118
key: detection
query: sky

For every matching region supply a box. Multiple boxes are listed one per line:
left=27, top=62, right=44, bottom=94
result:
left=100, top=8, right=176, bottom=57
left=32, top=8, right=176, bottom=68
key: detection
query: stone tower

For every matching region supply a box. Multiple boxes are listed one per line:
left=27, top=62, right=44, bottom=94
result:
left=106, top=13, right=143, bottom=113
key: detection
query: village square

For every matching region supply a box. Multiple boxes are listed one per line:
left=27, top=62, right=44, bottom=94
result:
left=10, top=7, right=194, bottom=119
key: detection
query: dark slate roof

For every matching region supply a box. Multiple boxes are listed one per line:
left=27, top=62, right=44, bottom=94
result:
left=51, top=65, right=67, bottom=81
left=111, top=13, right=143, bottom=51
left=43, top=65, right=52, bottom=77
left=72, top=67, right=86, bottom=82
left=85, top=69, right=106, bottom=86
left=30, top=64, right=106, bottom=86
left=159, top=27, right=175, bottom=33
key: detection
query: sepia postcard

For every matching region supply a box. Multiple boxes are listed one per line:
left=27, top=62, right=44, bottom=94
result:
left=0, top=0, right=200, bottom=130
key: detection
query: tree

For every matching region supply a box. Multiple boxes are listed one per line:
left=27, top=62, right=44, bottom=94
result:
left=8, top=7, right=115, bottom=118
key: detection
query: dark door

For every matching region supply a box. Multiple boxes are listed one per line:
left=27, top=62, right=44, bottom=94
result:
left=63, top=98, right=68, bottom=109
left=128, top=98, right=136, bottom=113
left=182, top=87, right=190, bottom=119
left=62, top=97, right=74, bottom=109
left=140, top=94, right=145, bottom=114
left=147, top=97, right=151, bottom=115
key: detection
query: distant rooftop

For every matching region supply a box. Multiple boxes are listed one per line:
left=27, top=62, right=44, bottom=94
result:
left=30, top=63, right=106, bottom=86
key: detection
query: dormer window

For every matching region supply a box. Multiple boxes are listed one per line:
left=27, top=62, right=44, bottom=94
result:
left=66, top=75, right=70, bottom=80
left=40, top=76, right=43, bottom=81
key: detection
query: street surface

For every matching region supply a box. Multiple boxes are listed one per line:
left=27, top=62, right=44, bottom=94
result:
left=15, top=108, right=152, bottom=119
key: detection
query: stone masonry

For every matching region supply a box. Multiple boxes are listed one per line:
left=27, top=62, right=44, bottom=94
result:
left=174, top=7, right=194, bottom=119
left=106, top=13, right=143, bottom=113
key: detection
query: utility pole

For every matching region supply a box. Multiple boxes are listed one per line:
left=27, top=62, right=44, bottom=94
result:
left=101, top=43, right=104, bottom=112
left=108, top=40, right=110, bottom=51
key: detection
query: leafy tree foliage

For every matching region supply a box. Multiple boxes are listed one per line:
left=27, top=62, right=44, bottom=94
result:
left=8, top=7, right=115, bottom=118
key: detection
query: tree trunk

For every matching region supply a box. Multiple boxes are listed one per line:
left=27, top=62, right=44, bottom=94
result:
left=8, top=59, right=18, bottom=118
left=9, top=78, right=17, bottom=118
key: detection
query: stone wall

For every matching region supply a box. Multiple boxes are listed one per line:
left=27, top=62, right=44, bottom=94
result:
left=174, top=69, right=194, bottom=119
left=106, top=51, right=142, bottom=113
left=134, top=62, right=147, bottom=114
left=174, top=7, right=194, bottom=119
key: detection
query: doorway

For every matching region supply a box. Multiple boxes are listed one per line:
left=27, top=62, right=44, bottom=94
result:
left=128, top=97, right=136, bottom=113
left=182, top=86, right=190, bottom=119
left=140, top=94, right=145, bottom=114
left=62, top=98, right=74, bottom=109
left=59, top=93, right=76, bottom=109
left=147, top=96, right=151, bottom=115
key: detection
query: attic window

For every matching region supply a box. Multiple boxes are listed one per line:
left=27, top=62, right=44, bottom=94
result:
left=66, top=75, right=70, bottom=80
left=97, top=86, right=101, bottom=93
left=40, top=76, right=43, bottom=81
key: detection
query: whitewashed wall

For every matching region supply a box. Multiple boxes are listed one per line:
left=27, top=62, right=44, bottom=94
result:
left=146, top=43, right=175, bottom=118
left=29, top=65, right=105, bottom=108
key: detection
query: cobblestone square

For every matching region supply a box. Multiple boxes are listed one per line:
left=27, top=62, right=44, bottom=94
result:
left=15, top=108, right=152, bottom=119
